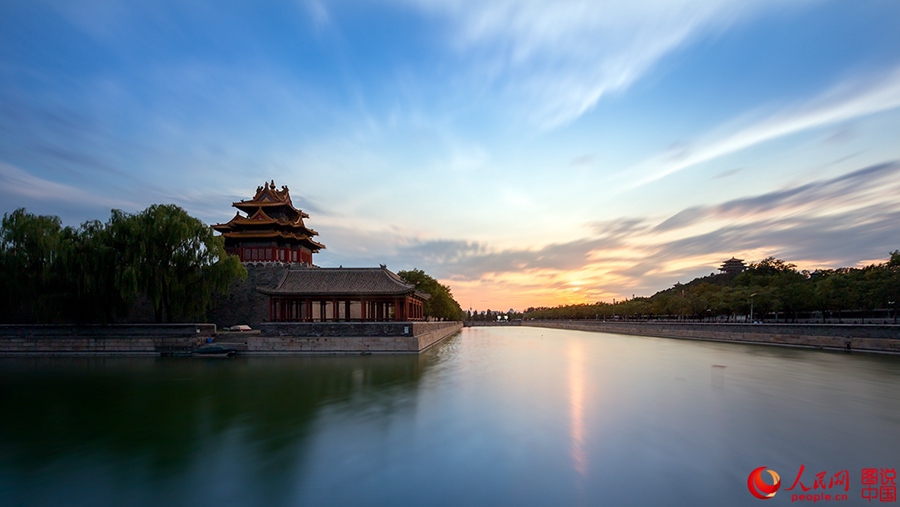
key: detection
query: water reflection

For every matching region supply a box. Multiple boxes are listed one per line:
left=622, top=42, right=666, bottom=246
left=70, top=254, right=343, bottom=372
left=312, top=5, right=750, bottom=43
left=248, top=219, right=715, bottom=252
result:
left=568, top=339, right=587, bottom=478
left=1, top=329, right=899, bottom=506
left=0, top=354, right=429, bottom=506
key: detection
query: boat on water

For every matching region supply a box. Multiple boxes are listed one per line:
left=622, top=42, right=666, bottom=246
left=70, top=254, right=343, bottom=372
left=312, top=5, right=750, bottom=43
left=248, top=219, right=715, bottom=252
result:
left=192, top=344, right=237, bottom=357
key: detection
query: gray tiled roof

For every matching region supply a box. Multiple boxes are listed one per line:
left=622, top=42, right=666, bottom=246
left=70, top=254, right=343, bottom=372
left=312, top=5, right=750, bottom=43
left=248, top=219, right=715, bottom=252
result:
left=258, top=267, right=430, bottom=299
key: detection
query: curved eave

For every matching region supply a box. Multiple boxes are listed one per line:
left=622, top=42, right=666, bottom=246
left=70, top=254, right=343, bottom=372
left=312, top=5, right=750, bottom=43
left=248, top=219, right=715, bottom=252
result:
left=220, top=231, right=325, bottom=249
left=215, top=223, right=318, bottom=237
left=258, top=288, right=422, bottom=297
left=233, top=201, right=309, bottom=218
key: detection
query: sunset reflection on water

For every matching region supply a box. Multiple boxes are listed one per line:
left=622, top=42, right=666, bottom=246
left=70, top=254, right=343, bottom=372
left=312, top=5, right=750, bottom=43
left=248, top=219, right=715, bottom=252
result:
left=568, top=339, right=587, bottom=478
left=2, top=327, right=900, bottom=506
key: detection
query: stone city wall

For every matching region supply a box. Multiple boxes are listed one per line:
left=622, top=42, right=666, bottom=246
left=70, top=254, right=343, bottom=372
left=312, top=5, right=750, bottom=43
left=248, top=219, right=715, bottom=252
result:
left=206, top=262, right=291, bottom=328
left=0, top=324, right=216, bottom=356
left=250, top=321, right=462, bottom=354
left=526, top=321, right=900, bottom=353
left=463, top=321, right=523, bottom=327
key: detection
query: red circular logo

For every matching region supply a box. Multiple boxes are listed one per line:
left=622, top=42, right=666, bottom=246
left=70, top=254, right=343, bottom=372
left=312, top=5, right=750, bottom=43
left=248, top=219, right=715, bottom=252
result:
left=748, top=466, right=781, bottom=500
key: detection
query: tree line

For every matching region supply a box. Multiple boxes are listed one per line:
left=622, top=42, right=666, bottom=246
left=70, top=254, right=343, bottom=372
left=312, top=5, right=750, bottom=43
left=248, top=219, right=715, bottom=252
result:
left=0, top=206, right=246, bottom=323
left=466, top=309, right=523, bottom=322
left=524, top=253, right=900, bottom=323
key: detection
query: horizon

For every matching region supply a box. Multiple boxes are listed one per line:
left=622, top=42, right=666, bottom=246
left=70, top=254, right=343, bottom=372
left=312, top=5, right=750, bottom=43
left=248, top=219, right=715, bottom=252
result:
left=3, top=1, right=900, bottom=311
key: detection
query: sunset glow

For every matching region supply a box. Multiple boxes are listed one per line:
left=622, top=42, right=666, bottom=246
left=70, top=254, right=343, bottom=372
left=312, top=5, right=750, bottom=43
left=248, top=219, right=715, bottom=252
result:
left=3, top=1, right=900, bottom=310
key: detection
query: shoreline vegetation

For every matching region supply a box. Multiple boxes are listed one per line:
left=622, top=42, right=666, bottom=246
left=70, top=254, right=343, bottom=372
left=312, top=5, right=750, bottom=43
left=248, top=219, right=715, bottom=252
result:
left=0, top=208, right=464, bottom=325
left=0, top=206, right=246, bottom=324
left=4, top=208, right=897, bottom=329
left=518, top=254, right=900, bottom=325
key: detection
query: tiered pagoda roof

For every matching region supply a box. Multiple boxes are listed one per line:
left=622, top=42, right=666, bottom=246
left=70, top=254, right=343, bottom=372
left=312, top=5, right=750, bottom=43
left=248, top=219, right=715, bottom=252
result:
left=213, top=180, right=325, bottom=254
left=719, top=257, right=746, bottom=274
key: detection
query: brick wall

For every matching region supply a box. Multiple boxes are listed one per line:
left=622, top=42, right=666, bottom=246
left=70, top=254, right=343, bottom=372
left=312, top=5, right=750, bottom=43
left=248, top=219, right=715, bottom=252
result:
left=206, top=262, right=291, bottom=328
left=0, top=324, right=215, bottom=355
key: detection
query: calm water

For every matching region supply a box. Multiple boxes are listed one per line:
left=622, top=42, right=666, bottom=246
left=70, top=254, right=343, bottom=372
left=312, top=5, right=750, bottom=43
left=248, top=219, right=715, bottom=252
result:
left=1, top=327, right=899, bottom=506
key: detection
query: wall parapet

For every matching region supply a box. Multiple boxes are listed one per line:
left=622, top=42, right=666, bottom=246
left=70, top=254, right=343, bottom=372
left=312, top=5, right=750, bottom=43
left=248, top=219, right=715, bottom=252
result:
left=525, top=321, right=900, bottom=354
left=0, top=324, right=215, bottom=356
left=252, top=321, right=462, bottom=353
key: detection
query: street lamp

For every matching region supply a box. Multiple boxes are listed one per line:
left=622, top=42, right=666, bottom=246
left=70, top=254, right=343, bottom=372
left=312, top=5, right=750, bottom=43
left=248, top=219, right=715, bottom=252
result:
left=750, top=293, right=757, bottom=323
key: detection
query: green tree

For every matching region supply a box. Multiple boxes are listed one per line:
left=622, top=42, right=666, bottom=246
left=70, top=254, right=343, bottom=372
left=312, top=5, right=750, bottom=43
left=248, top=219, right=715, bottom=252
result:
left=0, top=209, right=64, bottom=322
left=1, top=206, right=246, bottom=324
left=397, top=268, right=464, bottom=321
left=129, top=204, right=245, bottom=322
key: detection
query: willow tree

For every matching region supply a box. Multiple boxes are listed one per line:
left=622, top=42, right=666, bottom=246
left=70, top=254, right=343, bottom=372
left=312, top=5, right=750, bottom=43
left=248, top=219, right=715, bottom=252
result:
left=129, top=204, right=246, bottom=323
left=0, top=209, right=64, bottom=322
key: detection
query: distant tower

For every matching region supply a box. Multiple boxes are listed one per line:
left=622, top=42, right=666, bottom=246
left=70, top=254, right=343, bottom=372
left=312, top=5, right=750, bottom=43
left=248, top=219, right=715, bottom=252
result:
left=213, top=180, right=325, bottom=264
left=719, top=257, right=746, bottom=275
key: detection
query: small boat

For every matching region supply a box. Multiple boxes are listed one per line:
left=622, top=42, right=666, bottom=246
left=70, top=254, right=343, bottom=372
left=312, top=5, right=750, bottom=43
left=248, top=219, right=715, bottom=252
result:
left=192, top=344, right=237, bottom=357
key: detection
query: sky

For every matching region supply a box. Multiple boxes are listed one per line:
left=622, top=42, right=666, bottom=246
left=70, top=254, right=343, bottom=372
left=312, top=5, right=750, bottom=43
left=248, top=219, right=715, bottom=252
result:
left=2, top=0, right=900, bottom=312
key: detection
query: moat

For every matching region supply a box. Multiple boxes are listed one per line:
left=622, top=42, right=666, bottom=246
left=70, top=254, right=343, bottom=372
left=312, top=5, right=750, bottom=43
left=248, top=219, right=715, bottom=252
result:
left=1, top=327, right=898, bottom=506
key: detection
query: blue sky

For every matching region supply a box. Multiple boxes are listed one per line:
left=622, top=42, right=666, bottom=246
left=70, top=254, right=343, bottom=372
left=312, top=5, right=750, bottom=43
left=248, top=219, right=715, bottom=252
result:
left=2, top=0, right=900, bottom=310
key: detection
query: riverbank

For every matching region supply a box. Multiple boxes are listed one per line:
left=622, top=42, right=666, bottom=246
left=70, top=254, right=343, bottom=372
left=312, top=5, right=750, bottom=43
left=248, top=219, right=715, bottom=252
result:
left=0, top=322, right=462, bottom=356
left=223, top=321, right=462, bottom=354
left=525, top=320, right=900, bottom=354
left=0, top=324, right=215, bottom=356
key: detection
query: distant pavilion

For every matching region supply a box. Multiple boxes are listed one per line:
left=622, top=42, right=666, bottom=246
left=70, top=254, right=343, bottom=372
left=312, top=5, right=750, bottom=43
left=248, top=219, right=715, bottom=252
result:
left=719, top=257, right=747, bottom=275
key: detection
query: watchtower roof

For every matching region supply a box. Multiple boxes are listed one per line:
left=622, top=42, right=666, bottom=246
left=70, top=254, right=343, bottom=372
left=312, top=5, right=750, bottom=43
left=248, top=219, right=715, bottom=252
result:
left=259, top=266, right=430, bottom=299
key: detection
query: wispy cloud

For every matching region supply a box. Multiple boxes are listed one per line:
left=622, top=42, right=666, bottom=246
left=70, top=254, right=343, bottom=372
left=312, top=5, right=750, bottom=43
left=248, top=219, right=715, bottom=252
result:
left=396, top=0, right=797, bottom=128
left=0, top=163, right=137, bottom=212
left=627, top=67, right=900, bottom=187
left=380, top=161, right=900, bottom=306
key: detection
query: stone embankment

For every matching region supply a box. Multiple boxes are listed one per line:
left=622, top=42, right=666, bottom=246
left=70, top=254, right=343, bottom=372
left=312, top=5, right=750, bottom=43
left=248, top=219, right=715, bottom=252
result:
left=249, top=321, right=462, bottom=354
left=0, top=324, right=215, bottom=356
left=526, top=321, right=900, bottom=354
left=0, top=322, right=462, bottom=356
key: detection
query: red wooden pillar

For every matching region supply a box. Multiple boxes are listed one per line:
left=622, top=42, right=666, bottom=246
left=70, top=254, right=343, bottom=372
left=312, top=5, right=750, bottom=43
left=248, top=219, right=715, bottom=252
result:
left=319, top=301, right=326, bottom=321
left=305, top=299, right=312, bottom=322
left=360, top=298, right=367, bottom=321
left=332, top=300, right=338, bottom=322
